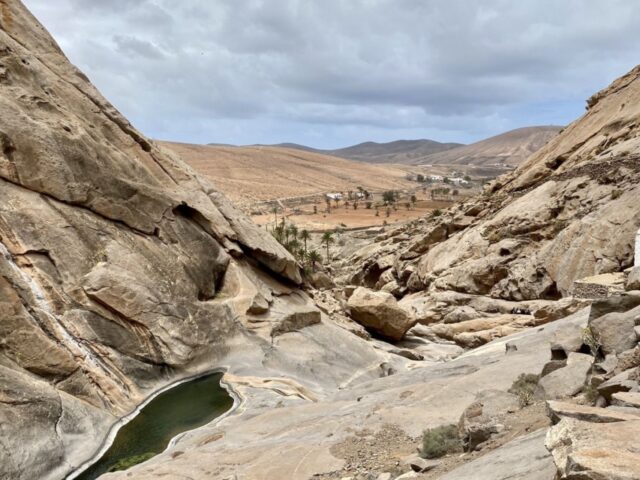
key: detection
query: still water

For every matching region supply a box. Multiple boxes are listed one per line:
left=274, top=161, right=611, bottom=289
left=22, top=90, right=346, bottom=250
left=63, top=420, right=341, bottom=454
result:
left=75, top=372, right=233, bottom=479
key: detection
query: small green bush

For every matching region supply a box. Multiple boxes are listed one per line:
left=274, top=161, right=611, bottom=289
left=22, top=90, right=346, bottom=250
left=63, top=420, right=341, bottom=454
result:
left=420, top=424, right=462, bottom=459
left=509, top=373, right=539, bottom=407
left=611, top=189, right=623, bottom=200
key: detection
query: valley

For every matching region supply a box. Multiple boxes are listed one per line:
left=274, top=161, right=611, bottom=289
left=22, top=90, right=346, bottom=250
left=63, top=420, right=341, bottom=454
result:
left=2, top=2, right=640, bottom=480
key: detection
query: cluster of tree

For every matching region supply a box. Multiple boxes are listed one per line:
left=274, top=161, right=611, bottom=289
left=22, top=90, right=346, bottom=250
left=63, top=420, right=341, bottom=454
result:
left=271, top=221, right=321, bottom=270
left=430, top=187, right=460, bottom=200
left=382, top=190, right=398, bottom=204
left=271, top=220, right=338, bottom=271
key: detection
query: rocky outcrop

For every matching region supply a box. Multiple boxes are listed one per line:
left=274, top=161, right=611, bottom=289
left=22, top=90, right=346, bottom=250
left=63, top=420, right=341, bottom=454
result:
left=333, top=65, right=640, bottom=353
left=347, top=287, right=416, bottom=340
left=546, top=417, right=640, bottom=479
left=0, top=2, right=331, bottom=478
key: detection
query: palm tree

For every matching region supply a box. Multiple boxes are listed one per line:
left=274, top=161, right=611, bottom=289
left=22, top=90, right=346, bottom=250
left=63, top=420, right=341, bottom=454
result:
left=299, top=229, right=310, bottom=254
left=321, top=231, right=334, bottom=263
left=273, top=225, right=284, bottom=243
left=307, top=250, right=322, bottom=271
left=287, top=239, right=300, bottom=257
left=288, top=224, right=298, bottom=241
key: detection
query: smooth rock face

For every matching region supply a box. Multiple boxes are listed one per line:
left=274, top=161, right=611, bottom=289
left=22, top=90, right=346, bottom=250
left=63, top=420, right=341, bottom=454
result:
left=589, top=306, right=640, bottom=355
left=546, top=400, right=639, bottom=424
left=347, top=287, right=416, bottom=340
left=104, top=310, right=587, bottom=480
left=440, top=429, right=555, bottom=480
left=458, top=390, right=519, bottom=451
left=546, top=418, right=640, bottom=480
left=0, top=2, right=312, bottom=478
left=538, top=353, right=593, bottom=399
left=627, top=267, right=640, bottom=290
left=612, top=391, right=640, bottom=408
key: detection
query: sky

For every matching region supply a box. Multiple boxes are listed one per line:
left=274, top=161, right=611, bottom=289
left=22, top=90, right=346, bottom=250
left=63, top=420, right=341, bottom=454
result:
left=23, top=0, right=640, bottom=149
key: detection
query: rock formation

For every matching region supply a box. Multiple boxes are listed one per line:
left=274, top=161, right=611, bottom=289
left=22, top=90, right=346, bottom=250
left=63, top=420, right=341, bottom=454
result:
left=3, top=2, right=640, bottom=480
left=0, top=2, right=370, bottom=478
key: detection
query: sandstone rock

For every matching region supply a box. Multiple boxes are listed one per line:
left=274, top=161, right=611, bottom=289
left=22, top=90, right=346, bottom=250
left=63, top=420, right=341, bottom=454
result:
left=598, top=369, right=639, bottom=400
left=538, top=353, right=593, bottom=399
left=589, top=306, right=640, bottom=355
left=546, top=418, right=640, bottom=480
left=546, top=400, right=640, bottom=424
left=532, top=297, right=590, bottom=324
left=307, top=271, right=335, bottom=290
left=588, top=293, right=640, bottom=322
left=403, top=453, right=440, bottom=472
left=614, top=346, right=640, bottom=375
left=549, top=317, right=588, bottom=359
left=540, top=360, right=566, bottom=378
left=380, top=280, right=402, bottom=297
left=347, top=287, right=416, bottom=341
left=443, top=306, right=479, bottom=324
left=459, top=390, right=519, bottom=451
left=440, top=429, right=555, bottom=480
left=395, top=472, right=419, bottom=480
left=612, top=391, right=640, bottom=408
left=626, top=267, right=640, bottom=291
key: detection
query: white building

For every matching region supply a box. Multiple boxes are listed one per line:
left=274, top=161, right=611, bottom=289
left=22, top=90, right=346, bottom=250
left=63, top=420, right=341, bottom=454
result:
left=326, top=193, right=343, bottom=200
left=429, top=175, right=443, bottom=181
left=449, top=177, right=470, bottom=186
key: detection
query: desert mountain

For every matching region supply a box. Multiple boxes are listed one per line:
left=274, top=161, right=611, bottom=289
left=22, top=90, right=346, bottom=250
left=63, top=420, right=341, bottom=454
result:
left=414, top=125, right=562, bottom=166
left=271, top=138, right=463, bottom=164
left=160, top=141, right=414, bottom=208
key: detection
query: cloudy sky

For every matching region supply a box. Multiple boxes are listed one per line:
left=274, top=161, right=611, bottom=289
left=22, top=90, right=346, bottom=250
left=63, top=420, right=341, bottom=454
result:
left=23, top=0, right=640, bottom=148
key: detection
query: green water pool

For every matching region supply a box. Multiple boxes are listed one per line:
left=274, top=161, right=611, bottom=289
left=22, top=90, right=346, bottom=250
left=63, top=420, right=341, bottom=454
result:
left=74, top=372, right=233, bottom=479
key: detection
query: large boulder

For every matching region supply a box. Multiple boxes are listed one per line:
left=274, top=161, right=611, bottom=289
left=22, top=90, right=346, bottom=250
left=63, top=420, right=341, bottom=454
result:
left=440, top=429, right=555, bottom=480
left=546, top=418, right=640, bottom=479
left=626, top=267, right=640, bottom=291
left=347, top=287, right=416, bottom=341
left=458, top=390, right=520, bottom=451
left=589, top=305, right=640, bottom=356
left=538, top=353, right=593, bottom=399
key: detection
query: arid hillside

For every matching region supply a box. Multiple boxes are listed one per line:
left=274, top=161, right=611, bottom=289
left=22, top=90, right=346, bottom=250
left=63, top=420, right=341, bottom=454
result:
left=415, top=126, right=562, bottom=166
left=302, top=139, right=464, bottom=164
left=160, top=141, right=414, bottom=207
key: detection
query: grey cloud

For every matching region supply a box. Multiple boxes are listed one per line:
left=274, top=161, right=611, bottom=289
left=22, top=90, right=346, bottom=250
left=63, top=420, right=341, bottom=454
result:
left=113, top=35, right=165, bottom=59
left=22, top=0, right=640, bottom=148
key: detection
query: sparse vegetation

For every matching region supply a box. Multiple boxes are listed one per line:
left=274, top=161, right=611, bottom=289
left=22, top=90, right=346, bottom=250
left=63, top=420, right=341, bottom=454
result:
left=108, top=452, right=156, bottom=472
left=508, top=373, right=539, bottom=407
left=581, top=383, right=599, bottom=405
left=611, top=189, right=623, bottom=200
left=582, top=326, right=601, bottom=357
left=382, top=190, right=397, bottom=204
left=420, top=424, right=462, bottom=459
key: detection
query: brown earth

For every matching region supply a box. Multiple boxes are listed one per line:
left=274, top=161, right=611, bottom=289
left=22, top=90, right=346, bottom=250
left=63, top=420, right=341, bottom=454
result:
left=252, top=195, right=456, bottom=231
left=159, top=141, right=415, bottom=209
left=415, top=126, right=562, bottom=167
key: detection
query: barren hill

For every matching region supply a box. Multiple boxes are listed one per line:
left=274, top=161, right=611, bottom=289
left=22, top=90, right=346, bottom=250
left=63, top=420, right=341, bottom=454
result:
left=160, top=142, right=414, bottom=207
left=271, top=139, right=463, bottom=164
left=414, top=126, right=562, bottom=166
